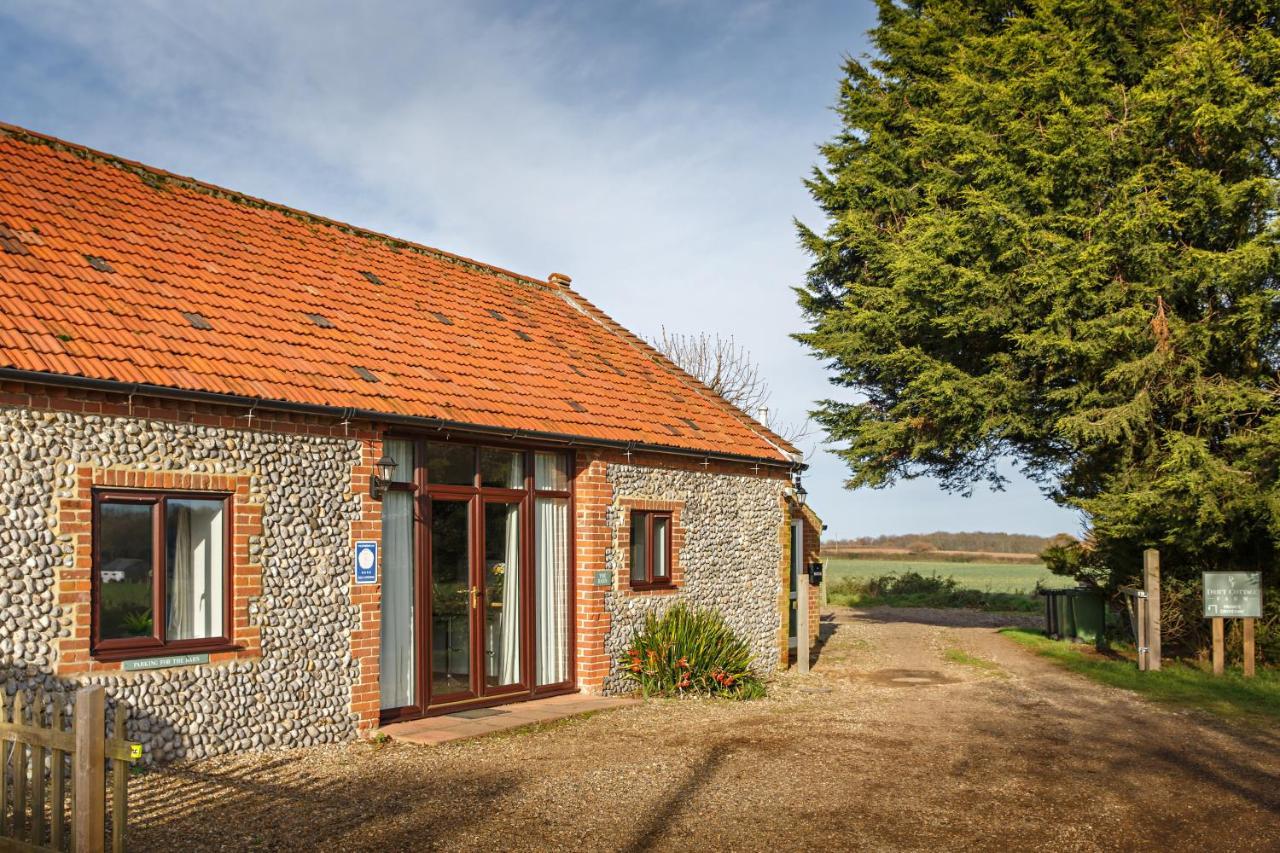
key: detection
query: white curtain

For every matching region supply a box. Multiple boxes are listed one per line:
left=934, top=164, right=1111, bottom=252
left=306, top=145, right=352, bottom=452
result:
left=168, top=506, right=192, bottom=639
left=380, top=490, right=415, bottom=709
left=534, top=452, right=568, bottom=491
left=167, top=501, right=223, bottom=641
left=535, top=497, right=569, bottom=685
left=498, top=505, right=521, bottom=684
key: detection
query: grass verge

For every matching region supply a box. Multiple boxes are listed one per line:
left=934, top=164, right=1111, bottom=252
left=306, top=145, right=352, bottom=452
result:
left=943, top=648, right=1007, bottom=677
left=1001, top=629, right=1280, bottom=725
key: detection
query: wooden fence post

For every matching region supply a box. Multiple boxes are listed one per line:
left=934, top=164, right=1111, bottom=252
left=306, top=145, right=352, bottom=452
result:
left=1243, top=618, right=1256, bottom=679
left=1212, top=617, right=1225, bottom=676
left=73, top=686, right=106, bottom=853
left=1143, top=549, right=1161, bottom=671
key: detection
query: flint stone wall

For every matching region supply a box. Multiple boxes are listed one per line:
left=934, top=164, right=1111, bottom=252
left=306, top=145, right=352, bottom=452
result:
left=602, top=463, right=785, bottom=693
left=0, top=405, right=362, bottom=764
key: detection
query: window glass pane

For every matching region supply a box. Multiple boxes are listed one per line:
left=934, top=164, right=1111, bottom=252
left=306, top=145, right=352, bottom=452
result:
left=384, top=438, right=415, bottom=483
left=484, top=502, right=521, bottom=687
left=534, top=452, right=569, bottom=491
left=629, top=513, right=648, bottom=584
left=480, top=448, right=524, bottom=489
left=98, top=502, right=154, bottom=640
left=427, top=442, right=475, bottom=486
left=652, top=516, right=670, bottom=579
left=165, top=499, right=225, bottom=641
left=380, top=490, right=415, bottom=709
left=535, top=497, right=570, bottom=686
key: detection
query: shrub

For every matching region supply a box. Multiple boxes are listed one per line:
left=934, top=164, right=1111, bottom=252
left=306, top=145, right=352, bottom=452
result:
left=617, top=604, right=765, bottom=700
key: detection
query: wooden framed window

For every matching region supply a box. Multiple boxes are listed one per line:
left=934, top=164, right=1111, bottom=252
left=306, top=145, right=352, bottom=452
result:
left=91, top=489, right=234, bottom=660
left=629, top=511, right=673, bottom=589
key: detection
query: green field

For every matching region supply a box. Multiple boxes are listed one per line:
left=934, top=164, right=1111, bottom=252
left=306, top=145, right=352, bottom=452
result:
left=825, top=558, right=1074, bottom=594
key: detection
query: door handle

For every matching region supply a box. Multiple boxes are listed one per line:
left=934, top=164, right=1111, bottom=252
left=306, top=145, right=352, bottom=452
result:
left=470, top=585, right=479, bottom=611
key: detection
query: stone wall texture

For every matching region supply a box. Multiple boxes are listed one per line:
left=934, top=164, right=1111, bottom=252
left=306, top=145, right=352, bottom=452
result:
left=0, top=404, right=363, bottom=764
left=601, top=461, right=787, bottom=693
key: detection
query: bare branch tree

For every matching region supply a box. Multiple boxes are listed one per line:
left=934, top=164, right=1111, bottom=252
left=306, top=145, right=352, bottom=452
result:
left=649, top=327, right=811, bottom=448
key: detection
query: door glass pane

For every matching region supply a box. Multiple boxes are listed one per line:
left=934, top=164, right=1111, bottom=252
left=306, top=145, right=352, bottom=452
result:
left=484, top=502, right=521, bottom=687
left=480, top=449, right=523, bottom=489
left=629, top=513, right=647, bottom=584
left=652, top=516, right=670, bottom=580
left=380, top=490, right=415, bottom=709
left=98, top=502, right=155, bottom=640
left=165, top=499, right=225, bottom=641
left=535, top=497, right=570, bottom=686
left=384, top=438, right=415, bottom=483
left=534, top=452, right=568, bottom=491
left=427, top=442, right=474, bottom=486
left=431, top=500, right=472, bottom=696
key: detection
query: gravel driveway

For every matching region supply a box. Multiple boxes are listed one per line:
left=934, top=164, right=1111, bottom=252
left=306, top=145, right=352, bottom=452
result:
left=128, top=606, right=1280, bottom=851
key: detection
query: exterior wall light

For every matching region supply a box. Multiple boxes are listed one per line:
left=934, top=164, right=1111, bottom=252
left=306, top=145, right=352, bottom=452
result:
left=371, top=454, right=398, bottom=500
left=794, top=472, right=807, bottom=506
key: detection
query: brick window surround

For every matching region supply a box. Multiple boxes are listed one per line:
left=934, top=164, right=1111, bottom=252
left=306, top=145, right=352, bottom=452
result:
left=615, top=499, right=685, bottom=596
left=56, top=467, right=264, bottom=675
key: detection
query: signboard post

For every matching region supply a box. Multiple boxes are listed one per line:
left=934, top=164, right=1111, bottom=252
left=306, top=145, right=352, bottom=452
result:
left=1143, top=550, right=1161, bottom=671
left=1203, top=571, right=1262, bottom=678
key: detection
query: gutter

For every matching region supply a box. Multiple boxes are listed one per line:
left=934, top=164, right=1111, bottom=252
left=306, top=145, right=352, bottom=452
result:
left=0, top=368, right=804, bottom=472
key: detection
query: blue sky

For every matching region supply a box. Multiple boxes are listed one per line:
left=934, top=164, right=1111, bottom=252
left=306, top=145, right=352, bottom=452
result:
left=0, top=0, right=1080, bottom=539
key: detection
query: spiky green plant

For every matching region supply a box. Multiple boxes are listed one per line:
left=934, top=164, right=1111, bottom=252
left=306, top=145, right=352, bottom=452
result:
left=617, top=604, right=765, bottom=700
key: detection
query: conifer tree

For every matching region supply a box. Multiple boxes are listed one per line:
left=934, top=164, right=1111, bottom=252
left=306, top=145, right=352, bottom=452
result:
left=798, top=0, right=1280, bottom=585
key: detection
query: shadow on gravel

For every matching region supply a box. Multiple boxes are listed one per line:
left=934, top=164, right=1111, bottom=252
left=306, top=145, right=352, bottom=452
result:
left=952, top=656, right=1280, bottom=847
left=131, top=751, right=518, bottom=851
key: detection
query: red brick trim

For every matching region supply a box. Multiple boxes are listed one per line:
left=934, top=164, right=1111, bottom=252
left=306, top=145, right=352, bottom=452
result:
left=614, top=498, right=686, bottom=596
left=349, top=432, right=385, bottom=733
left=55, top=467, right=264, bottom=676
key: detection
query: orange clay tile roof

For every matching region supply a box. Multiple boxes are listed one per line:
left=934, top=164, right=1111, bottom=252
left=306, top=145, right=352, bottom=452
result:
left=0, top=124, right=796, bottom=463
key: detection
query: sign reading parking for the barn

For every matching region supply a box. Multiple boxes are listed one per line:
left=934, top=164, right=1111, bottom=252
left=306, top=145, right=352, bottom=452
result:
left=354, top=540, right=378, bottom=585
left=1203, top=572, right=1263, bottom=618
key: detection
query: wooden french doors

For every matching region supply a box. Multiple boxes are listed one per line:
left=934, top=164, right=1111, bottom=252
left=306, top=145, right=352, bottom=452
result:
left=427, top=496, right=527, bottom=707
left=379, top=439, right=574, bottom=722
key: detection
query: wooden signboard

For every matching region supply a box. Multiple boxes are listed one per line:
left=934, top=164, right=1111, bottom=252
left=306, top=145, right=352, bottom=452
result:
left=1203, top=572, right=1262, bottom=678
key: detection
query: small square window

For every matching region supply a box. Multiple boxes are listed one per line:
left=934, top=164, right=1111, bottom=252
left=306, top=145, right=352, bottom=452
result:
left=426, top=442, right=475, bottom=486
left=629, top=511, right=673, bottom=589
left=480, top=448, right=524, bottom=488
left=534, top=452, right=569, bottom=492
left=94, top=490, right=231, bottom=658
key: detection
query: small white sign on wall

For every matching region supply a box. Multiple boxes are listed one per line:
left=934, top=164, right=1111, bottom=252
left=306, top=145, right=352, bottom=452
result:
left=354, top=540, right=378, bottom=585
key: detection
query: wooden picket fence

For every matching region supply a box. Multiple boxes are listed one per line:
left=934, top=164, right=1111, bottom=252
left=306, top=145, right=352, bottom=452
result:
left=0, top=686, right=140, bottom=853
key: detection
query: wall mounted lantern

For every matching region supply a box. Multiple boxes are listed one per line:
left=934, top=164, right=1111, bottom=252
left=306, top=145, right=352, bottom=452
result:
left=793, top=471, right=807, bottom=506
left=371, top=454, right=398, bottom=500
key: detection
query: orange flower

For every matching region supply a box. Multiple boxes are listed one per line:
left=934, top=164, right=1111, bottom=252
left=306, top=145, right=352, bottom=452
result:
left=677, top=657, right=689, bottom=670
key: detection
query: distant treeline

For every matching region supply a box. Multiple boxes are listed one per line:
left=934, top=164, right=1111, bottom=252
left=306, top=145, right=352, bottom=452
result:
left=824, top=531, right=1075, bottom=555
